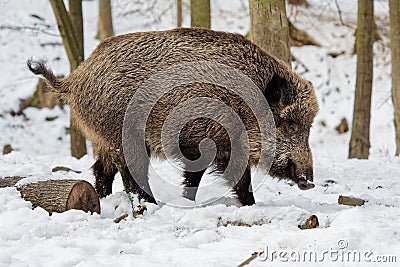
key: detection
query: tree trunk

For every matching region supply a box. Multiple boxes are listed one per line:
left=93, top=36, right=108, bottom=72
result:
left=69, top=0, right=84, bottom=59
left=69, top=0, right=87, bottom=159
left=49, top=0, right=81, bottom=67
left=249, top=0, right=291, bottom=67
left=349, top=0, right=374, bottom=159
left=177, top=0, right=183, bottom=28
left=0, top=177, right=100, bottom=215
left=50, top=0, right=87, bottom=158
left=390, top=0, right=400, bottom=155
left=96, top=0, right=114, bottom=41
left=190, top=0, right=211, bottom=28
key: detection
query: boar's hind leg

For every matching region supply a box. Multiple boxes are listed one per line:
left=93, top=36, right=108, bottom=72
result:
left=121, top=157, right=157, bottom=204
left=182, top=169, right=206, bottom=201
left=93, top=153, right=118, bottom=198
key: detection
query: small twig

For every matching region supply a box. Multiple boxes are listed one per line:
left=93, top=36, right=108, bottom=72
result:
left=0, top=24, right=60, bottom=37
left=293, top=56, right=310, bottom=75
left=238, top=252, right=260, bottom=267
left=338, top=195, right=365, bottom=206
left=334, top=0, right=355, bottom=29
left=52, top=166, right=82, bottom=173
left=377, top=95, right=392, bottom=110
left=113, top=213, right=128, bottom=223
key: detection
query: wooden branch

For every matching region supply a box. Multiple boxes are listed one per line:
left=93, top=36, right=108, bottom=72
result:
left=113, top=213, right=128, bottom=223
left=52, top=166, right=82, bottom=173
left=338, top=195, right=365, bottom=206
left=0, top=177, right=100, bottom=215
left=238, top=252, right=259, bottom=267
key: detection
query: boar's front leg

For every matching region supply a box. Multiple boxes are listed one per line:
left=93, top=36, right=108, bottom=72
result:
left=182, top=169, right=206, bottom=201
left=232, top=165, right=255, bottom=206
left=215, top=158, right=255, bottom=206
left=93, top=153, right=118, bottom=198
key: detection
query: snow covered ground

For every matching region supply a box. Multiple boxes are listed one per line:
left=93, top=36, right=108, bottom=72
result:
left=0, top=0, right=399, bottom=266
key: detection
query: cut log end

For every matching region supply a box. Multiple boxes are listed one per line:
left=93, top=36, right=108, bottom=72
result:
left=66, top=180, right=100, bottom=214
left=0, top=176, right=24, bottom=188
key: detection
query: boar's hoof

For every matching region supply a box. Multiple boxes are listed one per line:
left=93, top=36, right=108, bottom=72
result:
left=296, top=177, right=315, bottom=190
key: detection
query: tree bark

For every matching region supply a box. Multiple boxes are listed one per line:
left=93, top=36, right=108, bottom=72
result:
left=50, top=0, right=87, bottom=158
left=68, top=0, right=87, bottom=159
left=190, top=0, right=211, bottom=28
left=177, top=0, right=183, bottom=28
left=69, top=0, right=84, bottom=59
left=0, top=177, right=100, bottom=215
left=49, top=0, right=81, bottom=68
left=96, top=0, right=114, bottom=41
left=390, top=0, right=400, bottom=155
left=349, top=0, right=374, bottom=159
left=249, top=0, right=291, bottom=67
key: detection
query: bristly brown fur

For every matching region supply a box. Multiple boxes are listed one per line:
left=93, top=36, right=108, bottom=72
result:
left=28, top=28, right=319, bottom=205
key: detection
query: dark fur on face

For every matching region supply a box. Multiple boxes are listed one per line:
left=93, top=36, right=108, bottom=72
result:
left=27, top=28, right=319, bottom=205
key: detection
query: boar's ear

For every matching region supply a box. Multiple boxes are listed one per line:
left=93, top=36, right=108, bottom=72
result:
left=264, top=73, right=286, bottom=105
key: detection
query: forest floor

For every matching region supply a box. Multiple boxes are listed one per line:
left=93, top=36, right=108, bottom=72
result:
left=0, top=0, right=399, bottom=266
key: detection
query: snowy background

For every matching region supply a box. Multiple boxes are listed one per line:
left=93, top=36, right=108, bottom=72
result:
left=0, top=0, right=399, bottom=266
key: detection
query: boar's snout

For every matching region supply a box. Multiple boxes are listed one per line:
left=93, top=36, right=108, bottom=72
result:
left=286, top=158, right=315, bottom=190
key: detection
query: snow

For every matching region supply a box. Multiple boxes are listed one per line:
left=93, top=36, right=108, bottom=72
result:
left=0, top=0, right=399, bottom=266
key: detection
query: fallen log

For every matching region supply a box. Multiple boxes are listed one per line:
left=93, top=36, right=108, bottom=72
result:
left=0, top=176, right=24, bottom=187
left=0, top=176, right=100, bottom=215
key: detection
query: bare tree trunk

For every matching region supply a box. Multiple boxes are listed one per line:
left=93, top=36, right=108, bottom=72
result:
left=249, top=0, right=291, bottom=67
left=69, top=0, right=87, bottom=159
left=49, top=0, right=81, bottom=67
left=50, top=0, right=87, bottom=158
left=69, top=0, right=84, bottom=59
left=349, top=0, right=374, bottom=159
left=390, top=0, right=400, bottom=155
left=190, top=0, right=211, bottom=28
left=177, top=0, right=183, bottom=28
left=96, top=0, right=114, bottom=41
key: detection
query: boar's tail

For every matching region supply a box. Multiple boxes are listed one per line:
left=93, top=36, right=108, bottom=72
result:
left=27, top=59, right=69, bottom=94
